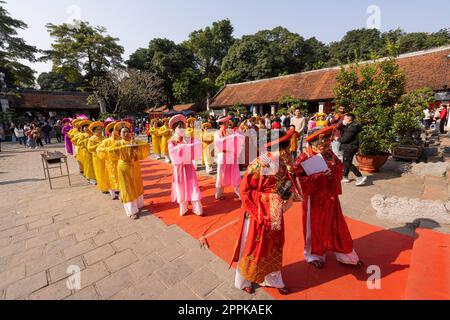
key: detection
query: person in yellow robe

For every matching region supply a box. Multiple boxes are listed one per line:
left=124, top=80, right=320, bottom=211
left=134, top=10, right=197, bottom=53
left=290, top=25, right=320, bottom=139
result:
left=68, top=119, right=83, bottom=173
left=87, top=121, right=109, bottom=193
left=201, top=122, right=215, bottom=174
left=158, top=118, right=172, bottom=163
left=98, top=122, right=121, bottom=200
left=73, top=120, right=96, bottom=184
left=107, top=121, right=150, bottom=219
left=186, top=117, right=198, bottom=169
left=149, top=119, right=162, bottom=159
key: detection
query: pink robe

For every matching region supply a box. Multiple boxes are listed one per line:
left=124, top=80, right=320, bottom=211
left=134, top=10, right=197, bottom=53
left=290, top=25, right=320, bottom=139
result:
left=214, top=130, right=245, bottom=188
left=168, top=138, right=203, bottom=203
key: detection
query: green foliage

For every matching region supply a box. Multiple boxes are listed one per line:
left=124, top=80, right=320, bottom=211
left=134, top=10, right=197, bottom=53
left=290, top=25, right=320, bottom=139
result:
left=219, top=27, right=327, bottom=84
left=172, top=68, right=209, bottom=104
left=392, top=87, right=435, bottom=145
left=227, top=103, right=247, bottom=116
left=97, top=112, right=118, bottom=121
left=0, top=0, right=38, bottom=87
left=37, top=72, right=80, bottom=91
left=333, top=56, right=407, bottom=155
left=278, top=96, right=309, bottom=116
left=183, top=19, right=234, bottom=87
left=42, top=21, right=124, bottom=91
left=127, top=38, right=194, bottom=107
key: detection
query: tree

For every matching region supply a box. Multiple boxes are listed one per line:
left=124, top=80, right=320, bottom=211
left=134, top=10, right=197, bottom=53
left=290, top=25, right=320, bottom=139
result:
left=0, top=0, right=38, bottom=87
left=183, top=19, right=235, bottom=93
left=172, top=68, right=209, bottom=104
left=127, top=38, right=194, bottom=107
left=333, top=51, right=406, bottom=156
left=218, top=27, right=326, bottom=85
left=328, top=28, right=384, bottom=66
left=37, top=72, right=79, bottom=91
left=43, top=21, right=124, bottom=91
left=88, top=69, right=164, bottom=115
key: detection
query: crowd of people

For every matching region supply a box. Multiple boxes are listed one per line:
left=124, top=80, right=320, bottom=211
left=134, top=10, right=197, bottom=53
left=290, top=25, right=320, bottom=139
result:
left=3, top=107, right=371, bottom=296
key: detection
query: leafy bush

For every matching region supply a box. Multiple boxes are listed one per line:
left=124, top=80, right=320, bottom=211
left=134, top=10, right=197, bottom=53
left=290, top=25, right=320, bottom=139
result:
left=333, top=54, right=407, bottom=155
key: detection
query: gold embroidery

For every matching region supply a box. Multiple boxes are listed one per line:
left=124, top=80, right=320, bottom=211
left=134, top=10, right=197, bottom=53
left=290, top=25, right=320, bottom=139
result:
left=269, top=194, right=283, bottom=231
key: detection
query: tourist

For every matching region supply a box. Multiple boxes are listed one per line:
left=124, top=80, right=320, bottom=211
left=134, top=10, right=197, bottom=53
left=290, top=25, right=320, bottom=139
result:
left=88, top=121, right=110, bottom=193
left=330, top=106, right=346, bottom=160
left=107, top=121, right=150, bottom=219
left=54, top=120, right=62, bottom=143
left=214, top=115, right=244, bottom=200
left=14, top=125, right=26, bottom=146
left=338, top=113, right=367, bottom=186
left=264, top=114, right=271, bottom=129
left=25, top=124, right=35, bottom=149
left=42, top=122, right=52, bottom=144
left=34, top=125, right=44, bottom=147
left=271, top=117, right=282, bottom=129
left=97, top=122, right=121, bottom=200
left=168, top=115, right=203, bottom=216
left=231, top=130, right=296, bottom=295
left=294, top=126, right=363, bottom=269
left=423, top=107, right=431, bottom=128
left=439, top=104, right=448, bottom=134
left=291, top=108, right=306, bottom=154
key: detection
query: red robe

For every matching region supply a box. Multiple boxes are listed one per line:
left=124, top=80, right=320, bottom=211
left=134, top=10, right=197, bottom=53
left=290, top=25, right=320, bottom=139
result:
left=231, top=153, right=287, bottom=283
left=294, top=147, right=354, bottom=257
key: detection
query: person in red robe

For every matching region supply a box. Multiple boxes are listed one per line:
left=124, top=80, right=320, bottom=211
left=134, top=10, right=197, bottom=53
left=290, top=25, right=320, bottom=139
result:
left=231, top=129, right=301, bottom=295
left=294, top=126, right=363, bottom=269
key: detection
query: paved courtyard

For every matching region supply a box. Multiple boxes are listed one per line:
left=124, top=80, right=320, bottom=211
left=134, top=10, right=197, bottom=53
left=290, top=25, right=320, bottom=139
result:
left=1, top=140, right=449, bottom=300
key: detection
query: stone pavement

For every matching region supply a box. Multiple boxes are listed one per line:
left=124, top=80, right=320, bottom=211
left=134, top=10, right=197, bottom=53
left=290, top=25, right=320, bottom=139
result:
left=0, top=142, right=272, bottom=300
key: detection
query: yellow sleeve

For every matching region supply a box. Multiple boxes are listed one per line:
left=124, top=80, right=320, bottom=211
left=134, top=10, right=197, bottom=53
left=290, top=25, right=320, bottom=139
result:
left=107, top=141, right=123, bottom=161
left=135, top=141, right=150, bottom=161
left=87, top=137, right=100, bottom=154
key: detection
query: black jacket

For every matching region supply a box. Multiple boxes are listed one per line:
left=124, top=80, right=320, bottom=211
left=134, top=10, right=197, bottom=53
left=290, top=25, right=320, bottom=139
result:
left=339, top=122, right=361, bottom=151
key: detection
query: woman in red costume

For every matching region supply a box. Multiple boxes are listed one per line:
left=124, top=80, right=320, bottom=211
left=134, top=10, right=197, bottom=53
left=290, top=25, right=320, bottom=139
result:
left=294, top=126, right=363, bottom=269
left=231, top=129, right=301, bottom=295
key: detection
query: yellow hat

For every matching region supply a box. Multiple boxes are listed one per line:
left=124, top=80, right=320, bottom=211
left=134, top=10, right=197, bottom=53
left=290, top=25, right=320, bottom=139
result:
left=202, top=122, right=212, bottom=130
left=114, top=121, right=132, bottom=133
left=150, top=118, right=158, bottom=125
left=187, top=117, right=196, bottom=123
left=89, top=121, right=104, bottom=133
left=105, top=121, right=118, bottom=133
left=78, top=120, right=92, bottom=128
left=163, top=118, right=169, bottom=125
left=72, top=119, right=82, bottom=128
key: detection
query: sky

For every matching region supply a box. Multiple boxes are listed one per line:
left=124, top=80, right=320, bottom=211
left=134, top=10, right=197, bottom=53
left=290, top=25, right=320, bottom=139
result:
left=4, top=0, right=450, bottom=76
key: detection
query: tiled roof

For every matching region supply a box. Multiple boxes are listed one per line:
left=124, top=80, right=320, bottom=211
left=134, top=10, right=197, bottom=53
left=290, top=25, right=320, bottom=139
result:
left=16, top=91, right=98, bottom=110
left=211, top=46, right=450, bottom=108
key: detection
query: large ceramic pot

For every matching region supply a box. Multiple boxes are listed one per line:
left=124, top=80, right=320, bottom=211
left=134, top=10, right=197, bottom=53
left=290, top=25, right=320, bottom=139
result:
left=356, top=153, right=390, bottom=173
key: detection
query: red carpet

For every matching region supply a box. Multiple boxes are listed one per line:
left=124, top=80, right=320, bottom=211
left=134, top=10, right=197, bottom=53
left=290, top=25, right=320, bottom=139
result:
left=140, top=159, right=450, bottom=300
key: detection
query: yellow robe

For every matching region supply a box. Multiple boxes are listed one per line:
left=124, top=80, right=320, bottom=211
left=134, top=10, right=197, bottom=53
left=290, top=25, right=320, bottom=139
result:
left=74, top=132, right=95, bottom=180
left=158, top=125, right=172, bottom=157
left=88, top=135, right=109, bottom=192
left=149, top=127, right=161, bottom=155
left=68, top=128, right=80, bottom=161
left=107, top=139, right=150, bottom=204
left=71, top=131, right=85, bottom=172
left=97, top=136, right=120, bottom=191
left=201, top=130, right=215, bottom=166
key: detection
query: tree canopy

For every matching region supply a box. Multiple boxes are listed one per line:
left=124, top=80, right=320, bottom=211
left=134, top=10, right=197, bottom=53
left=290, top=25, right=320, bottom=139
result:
left=0, top=0, right=38, bottom=88
left=42, top=21, right=124, bottom=91
left=37, top=72, right=79, bottom=91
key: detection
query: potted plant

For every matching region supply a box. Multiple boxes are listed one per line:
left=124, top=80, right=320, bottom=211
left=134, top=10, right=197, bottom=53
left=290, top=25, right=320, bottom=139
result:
left=391, top=88, right=435, bottom=162
left=333, top=48, right=406, bottom=172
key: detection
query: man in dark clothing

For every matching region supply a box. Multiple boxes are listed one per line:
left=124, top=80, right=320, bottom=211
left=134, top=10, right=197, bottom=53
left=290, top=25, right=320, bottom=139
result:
left=42, top=122, right=52, bottom=144
left=338, top=113, right=367, bottom=186
left=439, top=105, right=448, bottom=134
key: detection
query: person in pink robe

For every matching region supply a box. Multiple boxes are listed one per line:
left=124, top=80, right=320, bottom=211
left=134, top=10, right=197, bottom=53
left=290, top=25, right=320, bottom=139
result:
left=214, top=115, right=245, bottom=200
left=61, top=118, right=73, bottom=155
left=168, top=115, right=203, bottom=216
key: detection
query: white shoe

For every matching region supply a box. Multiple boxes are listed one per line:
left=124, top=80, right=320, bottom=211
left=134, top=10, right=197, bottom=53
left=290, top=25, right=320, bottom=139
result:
left=355, top=176, right=367, bottom=186
left=342, top=177, right=350, bottom=183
